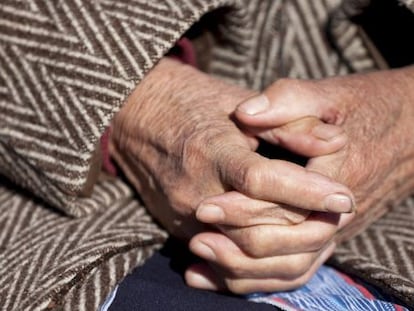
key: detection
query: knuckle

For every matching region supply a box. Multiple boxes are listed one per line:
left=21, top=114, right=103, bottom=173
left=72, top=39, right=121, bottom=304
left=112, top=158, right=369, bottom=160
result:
left=244, top=243, right=267, bottom=259
left=283, top=255, right=313, bottom=278
left=238, top=227, right=269, bottom=258
left=181, top=129, right=209, bottom=163
left=244, top=246, right=265, bottom=259
left=168, top=187, right=197, bottom=216
left=221, top=256, right=247, bottom=277
left=308, top=231, right=331, bottom=250
left=273, top=78, right=303, bottom=97
left=238, top=162, right=262, bottom=195
left=225, top=279, right=250, bottom=294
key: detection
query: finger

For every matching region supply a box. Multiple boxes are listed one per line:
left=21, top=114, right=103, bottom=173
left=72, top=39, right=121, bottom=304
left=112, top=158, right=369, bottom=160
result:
left=217, top=146, right=355, bottom=213
left=196, top=191, right=309, bottom=226
left=235, top=79, right=339, bottom=127
left=221, top=242, right=336, bottom=294
left=236, top=91, right=320, bottom=126
left=194, top=212, right=345, bottom=258
left=244, top=133, right=260, bottom=151
left=306, top=149, right=346, bottom=176
left=185, top=262, right=224, bottom=291
left=235, top=83, right=321, bottom=127
left=187, top=239, right=336, bottom=294
left=220, top=212, right=343, bottom=257
left=253, top=117, right=348, bottom=157
left=189, top=231, right=328, bottom=279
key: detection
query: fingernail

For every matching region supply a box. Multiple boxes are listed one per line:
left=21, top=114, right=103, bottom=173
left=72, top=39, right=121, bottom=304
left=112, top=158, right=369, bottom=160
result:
left=338, top=212, right=356, bottom=230
left=196, top=204, right=225, bottom=223
left=312, top=124, right=345, bottom=141
left=237, top=94, right=269, bottom=115
left=187, top=271, right=218, bottom=290
left=192, top=242, right=216, bottom=261
left=324, top=194, right=354, bottom=213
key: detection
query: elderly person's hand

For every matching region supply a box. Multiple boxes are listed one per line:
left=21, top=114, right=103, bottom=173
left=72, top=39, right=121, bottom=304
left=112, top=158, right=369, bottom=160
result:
left=236, top=67, right=414, bottom=223
left=109, top=57, right=353, bottom=240
left=187, top=67, right=414, bottom=293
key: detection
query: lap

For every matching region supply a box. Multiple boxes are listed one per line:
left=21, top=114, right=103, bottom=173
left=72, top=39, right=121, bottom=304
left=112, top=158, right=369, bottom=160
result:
left=109, top=238, right=274, bottom=311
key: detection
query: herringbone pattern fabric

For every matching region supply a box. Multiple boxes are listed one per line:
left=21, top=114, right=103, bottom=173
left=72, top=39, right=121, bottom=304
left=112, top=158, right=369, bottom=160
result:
left=209, top=0, right=377, bottom=90
left=0, top=0, right=239, bottom=217
left=0, top=177, right=167, bottom=311
left=0, top=0, right=375, bottom=216
left=332, top=197, right=414, bottom=306
left=61, top=248, right=147, bottom=311
left=0, top=0, right=414, bottom=309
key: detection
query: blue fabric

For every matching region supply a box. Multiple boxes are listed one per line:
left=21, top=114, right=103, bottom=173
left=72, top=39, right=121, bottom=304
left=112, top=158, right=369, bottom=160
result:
left=247, top=266, right=408, bottom=311
left=107, top=239, right=274, bottom=311
left=104, top=238, right=410, bottom=311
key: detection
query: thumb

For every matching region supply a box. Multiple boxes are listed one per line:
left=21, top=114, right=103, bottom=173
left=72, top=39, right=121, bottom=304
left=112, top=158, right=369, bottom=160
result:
left=235, top=79, right=339, bottom=128
left=242, top=116, right=348, bottom=157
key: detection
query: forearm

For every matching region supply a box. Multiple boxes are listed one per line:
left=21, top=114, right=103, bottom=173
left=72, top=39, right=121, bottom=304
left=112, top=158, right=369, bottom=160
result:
left=0, top=1, right=229, bottom=216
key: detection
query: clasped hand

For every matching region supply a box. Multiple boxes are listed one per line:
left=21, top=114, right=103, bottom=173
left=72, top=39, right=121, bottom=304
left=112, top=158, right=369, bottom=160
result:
left=111, top=58, right=414, bottom=293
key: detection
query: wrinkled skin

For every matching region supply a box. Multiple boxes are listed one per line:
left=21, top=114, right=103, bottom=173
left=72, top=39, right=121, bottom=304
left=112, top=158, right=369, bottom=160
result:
left=187, top=66, right=414, bottom=293
left=110, top=57, right=352, bottom=242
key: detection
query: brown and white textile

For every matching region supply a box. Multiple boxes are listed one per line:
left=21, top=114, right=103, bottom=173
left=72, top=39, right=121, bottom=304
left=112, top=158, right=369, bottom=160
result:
left=0, top=0, right=234, bottom=217
left=0, top=0, right=413, bottom=309
left=0, top=176, right=167, bottom=310
left=331, top=197, right=414, bottom=306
